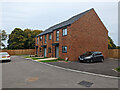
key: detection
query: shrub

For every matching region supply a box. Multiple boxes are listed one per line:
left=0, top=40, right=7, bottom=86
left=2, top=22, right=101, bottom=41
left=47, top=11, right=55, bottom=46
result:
left=35, top=54, right=38, bottom=57
left=116, top=67, right=120, bottom=72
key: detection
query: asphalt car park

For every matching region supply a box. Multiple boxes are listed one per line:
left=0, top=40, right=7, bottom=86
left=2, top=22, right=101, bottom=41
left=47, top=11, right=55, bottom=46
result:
left=2, top=56, right=119, bottom=88
left=47, top=58, right=120, bottom=77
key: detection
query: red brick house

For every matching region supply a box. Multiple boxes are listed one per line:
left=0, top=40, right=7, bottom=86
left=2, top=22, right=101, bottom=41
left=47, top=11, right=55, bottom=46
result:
left=35, top=8, right=108, bottom=61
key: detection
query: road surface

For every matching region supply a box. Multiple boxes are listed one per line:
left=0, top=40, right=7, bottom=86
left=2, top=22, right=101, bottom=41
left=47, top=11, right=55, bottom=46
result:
left=2, top=56, right=119, bottom=88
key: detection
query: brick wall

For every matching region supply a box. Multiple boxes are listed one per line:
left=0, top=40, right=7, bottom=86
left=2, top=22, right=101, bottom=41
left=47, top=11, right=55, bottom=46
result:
left=35, top=9, right=108, bottom=61
left=68, top=9, right=108, bottom=61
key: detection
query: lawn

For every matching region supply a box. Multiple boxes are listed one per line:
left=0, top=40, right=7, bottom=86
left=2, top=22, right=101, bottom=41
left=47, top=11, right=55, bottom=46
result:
left=116, top=67, right=120, bottom=72
left=24, top=56, right=31, bottom=58
left=24, top=56, right=45, bottom=60
left=39, top=59, right=58, bottom=62
left=39, top=58, right=65, bottom=62
left=24, top=56, right=66, bottom=62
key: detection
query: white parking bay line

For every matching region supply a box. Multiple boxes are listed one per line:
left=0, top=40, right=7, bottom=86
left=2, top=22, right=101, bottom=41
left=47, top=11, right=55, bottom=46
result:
left=33, top=60, right=120, bottom=79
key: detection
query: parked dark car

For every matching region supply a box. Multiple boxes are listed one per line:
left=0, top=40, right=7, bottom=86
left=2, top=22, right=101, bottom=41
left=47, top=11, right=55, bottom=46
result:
left=78, top=51, right=104, bottom=63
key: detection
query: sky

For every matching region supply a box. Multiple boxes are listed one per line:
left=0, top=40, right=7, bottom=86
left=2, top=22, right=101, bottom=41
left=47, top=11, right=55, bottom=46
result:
left=0, top=0, right=119, bottom=46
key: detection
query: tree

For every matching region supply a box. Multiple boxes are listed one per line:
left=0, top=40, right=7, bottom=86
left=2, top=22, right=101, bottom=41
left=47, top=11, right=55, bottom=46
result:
left=108, top=36, right=116, bottom=49
left=30, top=30, right=43, bottom=49
left=116, top=46, right=120, bottom=49
left=7, top=28, right=43, bottom=49
left=23, top=29, right=43, bottom=49
left=0, top=30, right=7, bottom=49
left=8, top=28, right=26, bottom=49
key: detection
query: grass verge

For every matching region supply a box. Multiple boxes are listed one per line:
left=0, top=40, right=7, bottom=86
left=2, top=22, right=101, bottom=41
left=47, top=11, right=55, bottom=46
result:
left=24, top=56, right=66, bottom=62
left=39, top=58, right=65, bottom=62
left=24, top=56, right=31, bottom=58
left=31, top=57, right=45, bottom=60
left=40, top=59, right=58, bottom=62
left=24, top=56, right=44, bottom=60
left=116, top=67, right=120, bottom=72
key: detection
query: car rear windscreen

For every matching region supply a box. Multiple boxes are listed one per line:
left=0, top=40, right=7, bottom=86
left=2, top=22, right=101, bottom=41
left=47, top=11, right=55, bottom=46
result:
left=0, top=52, right=8, bottom=55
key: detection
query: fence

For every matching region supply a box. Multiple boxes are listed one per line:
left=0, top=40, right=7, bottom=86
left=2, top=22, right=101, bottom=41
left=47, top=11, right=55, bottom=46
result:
left=1, top=49, right=35, bottom=55
left=108, top=49, right=120, bottom=59
left=1, top=49, right=120, bottom=58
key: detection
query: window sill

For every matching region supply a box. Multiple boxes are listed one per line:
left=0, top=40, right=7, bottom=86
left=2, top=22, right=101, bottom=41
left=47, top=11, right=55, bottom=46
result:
left=62, top=35, right=67, bottom=37
left=62, top=52, right=67, bottom=53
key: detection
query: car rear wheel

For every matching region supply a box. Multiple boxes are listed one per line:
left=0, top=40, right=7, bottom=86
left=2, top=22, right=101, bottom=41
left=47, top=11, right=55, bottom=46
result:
left=101, top=58, right=104, bottom=62
left=90, top=59, right=94, bottom=63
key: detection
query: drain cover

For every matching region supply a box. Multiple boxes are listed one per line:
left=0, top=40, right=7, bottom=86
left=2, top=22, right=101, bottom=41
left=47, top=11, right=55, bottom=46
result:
left=26, top=77, right=39, bottom=82
left=78, top=81, right=93, bottom=87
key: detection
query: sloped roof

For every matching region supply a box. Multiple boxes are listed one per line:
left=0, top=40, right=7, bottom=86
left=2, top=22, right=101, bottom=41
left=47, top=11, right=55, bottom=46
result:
left=37, top=8, right=92, bottom=36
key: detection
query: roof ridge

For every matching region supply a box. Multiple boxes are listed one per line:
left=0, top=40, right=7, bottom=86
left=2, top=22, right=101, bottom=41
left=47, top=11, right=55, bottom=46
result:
left=37, top=8, right=93, bottom=36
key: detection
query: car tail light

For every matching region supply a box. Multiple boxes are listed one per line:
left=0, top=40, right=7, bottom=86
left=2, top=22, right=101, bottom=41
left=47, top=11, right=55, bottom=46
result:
left=7, top=56, right=10, bottom=58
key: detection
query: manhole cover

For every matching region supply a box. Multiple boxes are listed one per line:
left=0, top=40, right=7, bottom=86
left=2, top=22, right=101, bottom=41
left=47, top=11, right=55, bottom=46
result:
left=26, top=77, right=39, bottom=82
left=78, top=81, right=93, bottom=87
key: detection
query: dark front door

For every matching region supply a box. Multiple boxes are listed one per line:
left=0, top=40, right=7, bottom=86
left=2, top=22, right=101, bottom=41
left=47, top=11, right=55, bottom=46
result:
left=55, top=46, right=59, bottom=58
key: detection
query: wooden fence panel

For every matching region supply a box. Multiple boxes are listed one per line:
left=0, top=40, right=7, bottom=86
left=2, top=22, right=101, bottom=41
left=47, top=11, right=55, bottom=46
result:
left=1, top=49, right=35, bottom=55
left=1, top=49, right=120, bottom=59
left=108, top=49, right=120, bottom=59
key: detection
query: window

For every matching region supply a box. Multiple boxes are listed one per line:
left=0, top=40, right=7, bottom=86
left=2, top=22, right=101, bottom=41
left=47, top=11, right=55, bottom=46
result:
left=62, top=46, right=67, bottom=53
left=62, top=28, right=67, bottom=36
left=56, top=30, right=59, bottom=41
left=49, top=33, right=52, bottom=40
left=39, top=48, right=41, bottom=52
left=45, top=35, right=47, bottom=44
left=48, top=47, right=51, bottom=53
left=94, top=52, right=102, bottom=56
left=40, top=36, right=42, bottom=41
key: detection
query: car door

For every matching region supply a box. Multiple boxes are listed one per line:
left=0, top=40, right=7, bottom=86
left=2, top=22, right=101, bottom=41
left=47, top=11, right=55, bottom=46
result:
left=94, top=53, right=101, bottom=61
left=93, top=53, right=98, bottom=61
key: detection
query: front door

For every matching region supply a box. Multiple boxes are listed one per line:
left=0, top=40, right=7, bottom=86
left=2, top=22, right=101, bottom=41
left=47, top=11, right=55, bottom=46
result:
left=44, top=47, right=47, bottom=57
left=55, top=46, right=59, bottom=58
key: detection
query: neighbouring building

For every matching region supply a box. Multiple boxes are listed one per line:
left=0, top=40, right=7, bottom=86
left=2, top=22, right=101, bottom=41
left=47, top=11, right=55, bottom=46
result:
left=35, top=8, right=108, bottom=61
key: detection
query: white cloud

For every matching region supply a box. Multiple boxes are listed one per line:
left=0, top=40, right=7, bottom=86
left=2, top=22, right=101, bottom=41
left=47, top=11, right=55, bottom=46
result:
left=0, top=1, right=119, bottom=45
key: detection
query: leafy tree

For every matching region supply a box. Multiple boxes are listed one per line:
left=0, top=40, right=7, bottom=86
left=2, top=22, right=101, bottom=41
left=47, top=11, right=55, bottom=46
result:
left=0, top=30, right=7, bottom=49
left=23, top=29, right=43, bottom=49
left=7, top=28, right=43, bottom=49
left=8, top=28, right=25, bottom=49
left=108, top=36, right=116, bottom=49
left=30, top=30, right=43, bottom=49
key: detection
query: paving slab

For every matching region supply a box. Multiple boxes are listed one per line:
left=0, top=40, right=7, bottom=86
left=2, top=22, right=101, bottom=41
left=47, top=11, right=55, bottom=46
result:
left=35, top=58, right=57, bottom=61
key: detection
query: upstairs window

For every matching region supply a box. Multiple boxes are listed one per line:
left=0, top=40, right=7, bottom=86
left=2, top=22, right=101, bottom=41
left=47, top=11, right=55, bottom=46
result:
left=40, top=36, right=42, bottom=41
left=62, top=46, right=67, bottom=53
left=49, top=33, right=52, bottom=40
left=45, top=35, right=47, bottom=44
left=56, top=30, right=59, bottom=41
left=62, top=28, right=67, bottom=36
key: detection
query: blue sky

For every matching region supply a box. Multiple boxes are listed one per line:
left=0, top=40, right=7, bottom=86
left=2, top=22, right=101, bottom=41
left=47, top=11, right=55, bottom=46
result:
left=0, top=0, right=119, bottom=46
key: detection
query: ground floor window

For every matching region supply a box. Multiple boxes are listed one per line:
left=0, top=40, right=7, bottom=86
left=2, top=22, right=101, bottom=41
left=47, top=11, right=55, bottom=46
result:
left=48, top=47, right=51, bottom=53
left=62, top=46, right=67, bottom=53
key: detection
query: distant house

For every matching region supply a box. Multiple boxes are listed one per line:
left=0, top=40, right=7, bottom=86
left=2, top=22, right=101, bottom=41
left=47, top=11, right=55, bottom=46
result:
left=35, top=8, right=108, bottom=61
